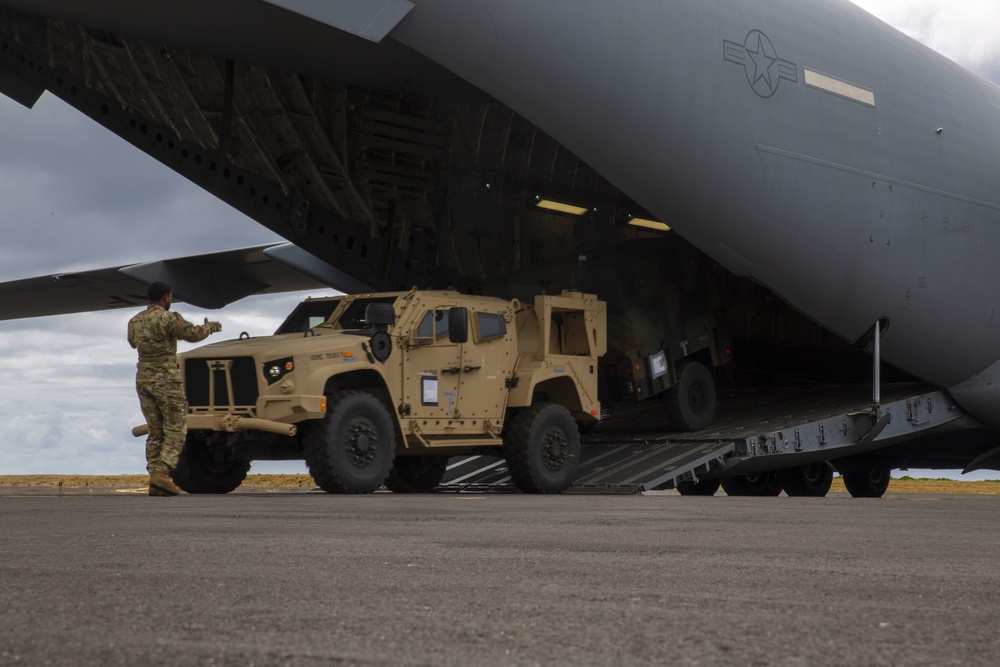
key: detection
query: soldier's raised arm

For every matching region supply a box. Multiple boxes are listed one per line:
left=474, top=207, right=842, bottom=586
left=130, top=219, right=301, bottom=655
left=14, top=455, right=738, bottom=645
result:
left=168, top=312, right=222, bottom=343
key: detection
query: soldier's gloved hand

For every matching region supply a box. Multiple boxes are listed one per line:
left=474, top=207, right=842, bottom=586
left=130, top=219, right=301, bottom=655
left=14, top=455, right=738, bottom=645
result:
left=204, top=318, right=222, bottom=333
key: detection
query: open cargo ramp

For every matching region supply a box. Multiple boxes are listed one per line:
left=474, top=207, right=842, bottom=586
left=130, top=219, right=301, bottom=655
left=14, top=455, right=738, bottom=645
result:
left=438, top=439, right=736, bottom=495
left=438, top=384, right=978, bottom=494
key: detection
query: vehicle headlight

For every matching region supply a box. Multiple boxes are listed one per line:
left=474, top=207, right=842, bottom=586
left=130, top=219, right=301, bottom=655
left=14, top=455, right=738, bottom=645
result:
left=263, top=357, right=294, bottom=385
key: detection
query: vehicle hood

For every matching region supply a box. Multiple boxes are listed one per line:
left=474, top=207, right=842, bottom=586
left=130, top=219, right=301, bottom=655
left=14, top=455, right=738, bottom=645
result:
left=179, top=329, right=371, bottom=359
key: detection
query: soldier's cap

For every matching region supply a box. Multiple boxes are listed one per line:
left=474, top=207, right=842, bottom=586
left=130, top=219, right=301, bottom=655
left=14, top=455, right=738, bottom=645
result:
left=147, top=281, right=172, bottom=302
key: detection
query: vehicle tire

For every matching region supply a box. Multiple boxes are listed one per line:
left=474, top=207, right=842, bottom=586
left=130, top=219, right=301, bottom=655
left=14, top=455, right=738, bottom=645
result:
left=303, top=391, right=396, bottom=493
left=676, top=478, right=721, bottom=496
left=504, top=403, right=581, bottom=494
left=778, top=463, right=834, bottom=497
left=665, top=362, right=717, bottom=431
left=720, top=471, right=782, bottom=496
left=172, top=431, right=251, bottom=494
left=385, top=455, right=449, bottom=493
left=842, top=467, right=891, bottom=498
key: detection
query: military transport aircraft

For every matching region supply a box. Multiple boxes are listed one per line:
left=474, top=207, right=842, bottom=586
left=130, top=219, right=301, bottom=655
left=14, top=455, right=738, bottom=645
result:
left=2, top=0, right=1000, bottom=482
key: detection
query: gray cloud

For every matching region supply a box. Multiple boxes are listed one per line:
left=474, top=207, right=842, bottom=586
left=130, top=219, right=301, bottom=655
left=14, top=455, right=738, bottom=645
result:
left=850, top=1, right=1000, bottom=77
left=0, top=94, right=284, bottom=280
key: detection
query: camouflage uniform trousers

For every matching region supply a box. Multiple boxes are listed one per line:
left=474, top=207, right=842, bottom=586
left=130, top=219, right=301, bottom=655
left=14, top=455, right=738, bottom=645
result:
left=137, top=381, right=187, bottom=474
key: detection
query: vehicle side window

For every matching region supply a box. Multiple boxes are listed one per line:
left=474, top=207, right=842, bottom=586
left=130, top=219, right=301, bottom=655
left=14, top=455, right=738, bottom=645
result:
left=475, top=312, right=507, bottom=342
left=414, top=310, right=450, bottom=344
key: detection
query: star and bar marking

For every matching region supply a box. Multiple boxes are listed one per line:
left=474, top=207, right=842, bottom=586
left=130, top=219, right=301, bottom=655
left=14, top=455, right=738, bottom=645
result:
left=724, top=30, right=798, bottom=98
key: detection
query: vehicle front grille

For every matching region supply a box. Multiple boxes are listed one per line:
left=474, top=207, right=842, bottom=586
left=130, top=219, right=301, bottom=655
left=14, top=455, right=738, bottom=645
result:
left=184, top=357, right=259, bottom=409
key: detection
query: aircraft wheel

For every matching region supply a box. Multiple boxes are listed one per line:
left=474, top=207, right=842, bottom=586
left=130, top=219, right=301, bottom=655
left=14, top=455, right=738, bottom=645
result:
left=842, top=467, right=891, bottom=498
left=303, top=391, right=395, bottom=493
left=778, top=463, right=834, bottom=497
left=665, top=362, right=717, bottom=431
left=676, top=478, right=721, bottom=496
left=385, top=455, right=450, bottom=493
left=172, top=431, right=251, bottom=494
left=504, top=403, right=581, bottom=494
left=720, top=471, right=782, bottom=496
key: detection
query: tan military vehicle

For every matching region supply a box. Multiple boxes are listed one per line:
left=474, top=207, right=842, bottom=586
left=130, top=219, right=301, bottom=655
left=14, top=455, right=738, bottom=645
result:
left=165, top=290, right=606, bottom=494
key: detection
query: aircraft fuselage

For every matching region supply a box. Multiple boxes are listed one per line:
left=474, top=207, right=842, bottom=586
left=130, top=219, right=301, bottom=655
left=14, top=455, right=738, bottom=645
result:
left=387, top=0, right=1000, bottom=424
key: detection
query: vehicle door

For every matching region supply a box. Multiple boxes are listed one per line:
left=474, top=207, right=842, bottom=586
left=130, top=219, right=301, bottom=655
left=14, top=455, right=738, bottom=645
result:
left=402, top=308, right=463, bottom=427
left=454, top=308, right=513, bottom=422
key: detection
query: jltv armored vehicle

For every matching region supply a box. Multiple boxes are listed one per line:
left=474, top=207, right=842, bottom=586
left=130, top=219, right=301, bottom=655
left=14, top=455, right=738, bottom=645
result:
left=164, top=289, right=606, bottom=494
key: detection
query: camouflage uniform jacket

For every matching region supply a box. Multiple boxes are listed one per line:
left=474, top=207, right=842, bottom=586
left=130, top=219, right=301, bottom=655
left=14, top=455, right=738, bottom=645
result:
left=127, top=305, right=216, bottom=383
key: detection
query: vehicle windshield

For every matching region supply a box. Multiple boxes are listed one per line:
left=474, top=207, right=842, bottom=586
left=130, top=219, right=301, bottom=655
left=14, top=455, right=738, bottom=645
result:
left=274, top=299, right=343, bottom=334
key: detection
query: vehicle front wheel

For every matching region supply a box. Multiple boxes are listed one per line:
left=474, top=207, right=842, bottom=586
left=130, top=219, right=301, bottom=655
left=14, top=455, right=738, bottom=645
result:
left=172, top=431, right=251, bottom=494
left=665, top=362, right=717, bottom=431
left=303, top=391, right=396, bottom=493
left=385, top=455, right=450, bottom=493
left=504, top=403, right=581, bottom=494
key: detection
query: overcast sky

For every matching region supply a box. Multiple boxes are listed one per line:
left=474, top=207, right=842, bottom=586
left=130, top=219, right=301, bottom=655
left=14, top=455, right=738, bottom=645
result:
left=1, top=1, right=999, bottom=478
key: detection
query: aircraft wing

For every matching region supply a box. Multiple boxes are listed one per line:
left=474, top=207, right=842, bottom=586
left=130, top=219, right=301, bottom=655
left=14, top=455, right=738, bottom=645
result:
left=0, top=243, right=368, bottom=320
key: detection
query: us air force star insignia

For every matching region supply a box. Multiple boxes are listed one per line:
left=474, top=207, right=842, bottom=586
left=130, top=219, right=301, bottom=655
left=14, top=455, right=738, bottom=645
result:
left=723, top=30, right=798, bottom=98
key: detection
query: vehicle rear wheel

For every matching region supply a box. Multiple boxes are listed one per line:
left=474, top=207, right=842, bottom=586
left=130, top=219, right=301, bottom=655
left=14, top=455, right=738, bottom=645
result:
left=676, top=478, right=721, bottom=496
left=303, top=391, right=395, bottom=493
left=778, top=463, right=834, bottom=497
left=842, top=467, right=891, bottom=498
left=720, top=471, right=782, bottom=496
left=665, top=362, right=717, bottom=431
left=504, top=403, right=581, bottom=494
left=385, top=455, right=450, bottom=493
left=172, top=431, right=251, bottom=494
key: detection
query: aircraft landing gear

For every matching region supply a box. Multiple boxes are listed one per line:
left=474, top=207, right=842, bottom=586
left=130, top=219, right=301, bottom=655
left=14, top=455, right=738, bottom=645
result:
left=842, top=467, right=892, bottom=498
left=676, top=478, right=721, bottom=496
left=720, top=471, right=782, bottom=496
left=777, top=463, right=834, bottom=497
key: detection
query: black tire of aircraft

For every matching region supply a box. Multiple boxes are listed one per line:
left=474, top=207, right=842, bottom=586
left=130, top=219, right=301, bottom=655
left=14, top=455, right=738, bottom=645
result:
left=504, top=403, right=581, bottom=494
left=676, top=478, right=722, bottom=496
left=665, top=361, right=717, bottom=431
left=303, top=390, right=395, bottom=493
left=720, top=471, right=782, bottom=496
left=385, top=455, right=450, bottom=493
left=777, top=463, right=834, bottom=497
left=172, top=431, right=252, bottom=494
left=841, top=467, right=892, bottom=498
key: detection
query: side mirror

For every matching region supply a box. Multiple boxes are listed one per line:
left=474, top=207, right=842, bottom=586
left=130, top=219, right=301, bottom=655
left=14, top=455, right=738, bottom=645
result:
left=448, top=307, right=468, bottom=343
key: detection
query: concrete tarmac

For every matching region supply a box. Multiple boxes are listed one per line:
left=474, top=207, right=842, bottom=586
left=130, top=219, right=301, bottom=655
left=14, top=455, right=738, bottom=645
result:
left=1, top=490, right=998, bottom=666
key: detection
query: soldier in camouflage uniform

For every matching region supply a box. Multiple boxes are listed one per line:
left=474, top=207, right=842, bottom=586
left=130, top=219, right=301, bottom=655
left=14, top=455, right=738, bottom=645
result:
left=128, top=281, right=222, bottom=496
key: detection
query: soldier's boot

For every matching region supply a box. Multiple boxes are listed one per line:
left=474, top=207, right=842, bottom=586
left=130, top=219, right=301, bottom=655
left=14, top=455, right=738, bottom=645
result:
left=149, top=470, right=182, bottom=496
